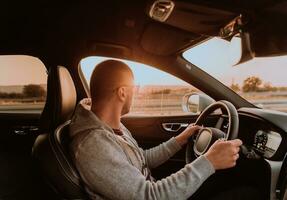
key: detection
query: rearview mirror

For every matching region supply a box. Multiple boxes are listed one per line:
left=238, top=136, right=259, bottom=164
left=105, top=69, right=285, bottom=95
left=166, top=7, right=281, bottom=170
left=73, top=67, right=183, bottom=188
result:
left=182, top=93, right=215, bottom=114
left=228, top=32, right=254, bottom=65
left=219, top=15, right=254, bottom=65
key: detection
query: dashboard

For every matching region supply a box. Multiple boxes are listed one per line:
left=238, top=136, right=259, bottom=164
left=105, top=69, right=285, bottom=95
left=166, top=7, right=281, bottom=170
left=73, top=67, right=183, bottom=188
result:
left=215, top=107, right=287, bottom=161
left=253, top=130, right=282, bottom=158
left=208, top=107, right=287, bottom=199
left=238, top=107, right=287, bottom=161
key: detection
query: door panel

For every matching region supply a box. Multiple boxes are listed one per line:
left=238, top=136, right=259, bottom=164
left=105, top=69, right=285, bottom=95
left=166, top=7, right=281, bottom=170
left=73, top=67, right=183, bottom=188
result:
left=122, top=114, right=219, bottom=179
left=0, top=112, right=54, bottom=200
left=0, top=113, right=40, bottom=152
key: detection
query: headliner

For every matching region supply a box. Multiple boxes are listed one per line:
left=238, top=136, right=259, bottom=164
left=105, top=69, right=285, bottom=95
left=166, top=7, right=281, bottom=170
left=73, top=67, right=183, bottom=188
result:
left=0, top=0, right=286, bottom=68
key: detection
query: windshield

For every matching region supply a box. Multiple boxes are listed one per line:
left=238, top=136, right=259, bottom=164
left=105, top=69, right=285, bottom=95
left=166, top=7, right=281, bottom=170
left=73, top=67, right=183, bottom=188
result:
left=183, top=37, right=287, bottom=113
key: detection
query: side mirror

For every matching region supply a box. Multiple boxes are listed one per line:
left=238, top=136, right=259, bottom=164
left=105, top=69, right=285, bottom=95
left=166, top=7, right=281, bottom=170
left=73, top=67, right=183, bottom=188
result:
left=182, top=93, right=215, bottom=114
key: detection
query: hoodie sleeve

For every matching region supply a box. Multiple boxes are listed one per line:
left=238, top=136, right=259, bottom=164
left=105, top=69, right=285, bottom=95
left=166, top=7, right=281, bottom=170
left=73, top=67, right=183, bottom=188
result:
left=143, top=137, right=182, bottom=169
left=73, top=130, right=215, bottom=200
left=120, top=124, right=182, bottom=169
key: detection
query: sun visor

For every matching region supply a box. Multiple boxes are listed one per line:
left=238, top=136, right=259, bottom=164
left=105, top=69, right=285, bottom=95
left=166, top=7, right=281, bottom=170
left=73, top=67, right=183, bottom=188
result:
left=140, top=23, right=202, bottom=55
left=248, top=12, right=287, bottom=57
left=148, top=0, right=238, bottom=36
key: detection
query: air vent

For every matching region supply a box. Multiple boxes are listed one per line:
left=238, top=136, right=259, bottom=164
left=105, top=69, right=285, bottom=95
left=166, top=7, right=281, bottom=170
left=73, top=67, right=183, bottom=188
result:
left=149, top=0, right=175, bottom=22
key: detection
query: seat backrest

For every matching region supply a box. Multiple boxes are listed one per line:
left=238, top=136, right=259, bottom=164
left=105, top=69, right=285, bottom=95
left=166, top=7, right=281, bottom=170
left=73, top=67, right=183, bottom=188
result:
left=33, top=121, right=87, bottom=199
left=33, top=66, right=87, bottom=199
left=40, top=65, right=77, bottom=132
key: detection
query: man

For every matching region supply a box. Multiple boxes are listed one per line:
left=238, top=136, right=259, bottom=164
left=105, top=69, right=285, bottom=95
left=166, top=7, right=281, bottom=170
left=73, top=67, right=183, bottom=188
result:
left=69, top=60, right=242, bottom=200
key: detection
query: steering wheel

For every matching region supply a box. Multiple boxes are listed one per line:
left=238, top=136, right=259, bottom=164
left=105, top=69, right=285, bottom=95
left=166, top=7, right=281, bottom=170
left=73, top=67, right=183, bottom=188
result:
left=186, top=100, right=239, bottom=164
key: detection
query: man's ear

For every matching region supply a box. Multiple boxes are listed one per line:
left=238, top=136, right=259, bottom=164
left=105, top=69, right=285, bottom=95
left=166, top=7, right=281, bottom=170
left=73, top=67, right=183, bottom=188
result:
left=117, top=87, right=126, bottom=102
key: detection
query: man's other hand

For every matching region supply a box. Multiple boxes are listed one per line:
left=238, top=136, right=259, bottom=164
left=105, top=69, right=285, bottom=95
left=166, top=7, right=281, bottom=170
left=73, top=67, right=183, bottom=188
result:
left=205, top=139, right=243, bottom=170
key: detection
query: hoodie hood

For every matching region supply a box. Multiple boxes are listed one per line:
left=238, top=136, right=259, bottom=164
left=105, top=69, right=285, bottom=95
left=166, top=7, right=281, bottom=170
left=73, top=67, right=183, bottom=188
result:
left=69, top=99, right=113, bottom=138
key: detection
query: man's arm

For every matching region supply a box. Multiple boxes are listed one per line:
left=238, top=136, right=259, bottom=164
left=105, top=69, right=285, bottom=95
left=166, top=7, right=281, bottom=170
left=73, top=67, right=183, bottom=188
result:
left=142, top=137, right=182, bottom=169
left=73, top=130, right=215, bottom=200
left=121, top=124, right=183, bottom=169
left=142, top=125, right=200, bottom=169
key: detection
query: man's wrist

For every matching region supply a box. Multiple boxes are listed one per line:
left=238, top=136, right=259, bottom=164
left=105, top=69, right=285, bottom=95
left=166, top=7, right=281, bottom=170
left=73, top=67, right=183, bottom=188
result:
left=204, top=153, right=216, bottom=170
left=175, top=135, right=187, bottom=146
left=201, top=154, right=216, bottom=173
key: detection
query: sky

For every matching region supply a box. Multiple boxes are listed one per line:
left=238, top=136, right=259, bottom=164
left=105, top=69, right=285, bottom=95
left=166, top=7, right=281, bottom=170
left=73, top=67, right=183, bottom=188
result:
left=183, top=38, right=287, bottom=87
left=0, top=55, right=47, bottom=86
left=80, top=56, right=189, bottom=86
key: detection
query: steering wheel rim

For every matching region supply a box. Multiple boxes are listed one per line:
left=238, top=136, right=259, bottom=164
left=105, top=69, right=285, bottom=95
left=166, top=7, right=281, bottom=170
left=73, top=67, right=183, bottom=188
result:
left=186, top=100, right=239, bottom=164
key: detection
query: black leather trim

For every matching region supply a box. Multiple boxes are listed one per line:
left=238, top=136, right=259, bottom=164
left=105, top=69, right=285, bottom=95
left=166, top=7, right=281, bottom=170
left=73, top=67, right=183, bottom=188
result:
left=33, top=121, right=87, bottom=199
left=49, top=120, right=82, bottom=187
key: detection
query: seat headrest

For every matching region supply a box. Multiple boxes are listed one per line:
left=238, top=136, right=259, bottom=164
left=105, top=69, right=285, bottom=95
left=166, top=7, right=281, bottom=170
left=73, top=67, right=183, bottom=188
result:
left=40, top=66, right=77, bottom=132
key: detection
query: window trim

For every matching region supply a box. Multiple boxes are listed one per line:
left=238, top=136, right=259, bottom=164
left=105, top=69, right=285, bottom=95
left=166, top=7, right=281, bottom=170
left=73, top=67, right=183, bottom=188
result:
left=78, top=56, right=207, bottom=117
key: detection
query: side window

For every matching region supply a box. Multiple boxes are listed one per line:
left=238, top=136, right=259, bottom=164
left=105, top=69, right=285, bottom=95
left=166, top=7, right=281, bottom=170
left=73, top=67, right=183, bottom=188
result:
left=0, top=56, right=47, bottom=113
left=80, top=56, right=200, bottom=116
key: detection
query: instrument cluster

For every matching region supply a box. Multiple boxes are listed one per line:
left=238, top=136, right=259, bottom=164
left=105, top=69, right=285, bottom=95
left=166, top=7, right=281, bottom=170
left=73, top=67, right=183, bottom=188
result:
left=253, top=130, right=282, bottom=158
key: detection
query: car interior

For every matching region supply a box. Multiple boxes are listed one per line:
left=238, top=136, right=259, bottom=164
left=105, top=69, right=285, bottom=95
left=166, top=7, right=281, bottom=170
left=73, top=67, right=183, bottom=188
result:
left=1, top=0, right=287, bottom=200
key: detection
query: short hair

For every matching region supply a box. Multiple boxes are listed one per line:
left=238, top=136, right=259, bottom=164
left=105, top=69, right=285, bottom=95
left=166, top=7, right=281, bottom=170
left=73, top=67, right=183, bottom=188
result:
left=90, top=59, right=133, bottom=102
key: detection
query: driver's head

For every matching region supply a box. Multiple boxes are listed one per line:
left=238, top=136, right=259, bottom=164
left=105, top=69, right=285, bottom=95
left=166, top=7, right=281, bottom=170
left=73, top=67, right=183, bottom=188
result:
left=90, top=59, right=135, bottom=115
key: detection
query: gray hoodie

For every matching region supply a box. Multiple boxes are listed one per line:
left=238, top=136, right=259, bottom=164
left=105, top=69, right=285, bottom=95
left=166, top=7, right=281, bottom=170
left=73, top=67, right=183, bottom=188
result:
left=69, top=103, right=215, bottom=200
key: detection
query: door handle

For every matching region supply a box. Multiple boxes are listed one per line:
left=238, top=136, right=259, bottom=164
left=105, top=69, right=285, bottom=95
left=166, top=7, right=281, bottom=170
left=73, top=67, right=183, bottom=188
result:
left=162, top=123, right=189, bottom=132
left=13, top=126, right=39, bottom=135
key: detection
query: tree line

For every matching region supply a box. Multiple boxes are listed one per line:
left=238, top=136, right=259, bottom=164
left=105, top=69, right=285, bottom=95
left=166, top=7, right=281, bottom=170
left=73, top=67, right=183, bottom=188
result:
left=231, top=76, right=287, bottom=93
left=0, top=84, right=46, bottom=99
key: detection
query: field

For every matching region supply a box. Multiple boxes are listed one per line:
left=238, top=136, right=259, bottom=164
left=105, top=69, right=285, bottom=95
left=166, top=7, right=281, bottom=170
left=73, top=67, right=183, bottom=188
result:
left=241, top=91, right=287, bottom=112
left=0, top=98, right=45, bottom=113
left=131, top=87, right=287, bottom=115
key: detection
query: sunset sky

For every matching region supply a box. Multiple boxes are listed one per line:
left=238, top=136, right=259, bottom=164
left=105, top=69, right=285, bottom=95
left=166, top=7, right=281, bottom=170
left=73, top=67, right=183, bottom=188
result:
left=80, top=56, right=189, bottom=86
left=0, top=55, right=47, bottom=86
left=183, top=38, right=287, bottom=87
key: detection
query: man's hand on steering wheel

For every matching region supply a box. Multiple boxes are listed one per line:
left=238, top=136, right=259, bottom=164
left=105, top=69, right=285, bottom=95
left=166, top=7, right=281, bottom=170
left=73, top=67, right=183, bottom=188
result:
left=176, top=123, right=243, bottom=170
left=175, top=124, right=201, bottom=146
left=183, top=100, right=244, bottom=170
left=205, top=139, right=242, bottom=170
